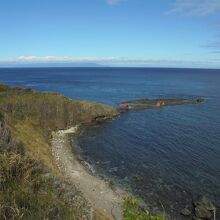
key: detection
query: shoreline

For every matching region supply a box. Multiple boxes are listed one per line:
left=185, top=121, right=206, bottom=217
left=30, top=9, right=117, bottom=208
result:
left=51, top=126, right=126, bottom=220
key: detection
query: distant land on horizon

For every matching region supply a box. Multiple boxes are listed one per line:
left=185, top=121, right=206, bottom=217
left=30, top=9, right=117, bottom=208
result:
left=0, top=62, right=103, bottom=68
left=0, top=63, right=220, bottom=70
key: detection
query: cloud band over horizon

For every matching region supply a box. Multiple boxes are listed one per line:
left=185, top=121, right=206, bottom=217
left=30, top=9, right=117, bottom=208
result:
left=0, top=56, right=219, bottom=68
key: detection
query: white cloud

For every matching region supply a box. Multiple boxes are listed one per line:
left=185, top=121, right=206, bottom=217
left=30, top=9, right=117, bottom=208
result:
left=106, top=0, right=126, bottom=5
left=16, top=55, right=72, bottom=62
left=0, top=55, right=220, bottom=68
left=167, top=0, right=220, bottom=16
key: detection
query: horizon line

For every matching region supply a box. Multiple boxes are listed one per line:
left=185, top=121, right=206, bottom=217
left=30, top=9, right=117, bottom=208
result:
left=0, top=66, right=220, bottom=70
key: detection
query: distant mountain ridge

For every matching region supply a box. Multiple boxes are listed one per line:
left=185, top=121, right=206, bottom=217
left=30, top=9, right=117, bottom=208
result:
left=0, top=62, right=103, bottom=68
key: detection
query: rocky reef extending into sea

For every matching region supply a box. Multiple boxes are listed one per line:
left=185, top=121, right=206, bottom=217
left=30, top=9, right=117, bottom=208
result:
left=119, top=97, right=204, bottom=111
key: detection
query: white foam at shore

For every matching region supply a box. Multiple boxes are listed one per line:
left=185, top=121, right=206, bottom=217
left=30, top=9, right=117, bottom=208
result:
left=57, top=126, right=79, bottom=135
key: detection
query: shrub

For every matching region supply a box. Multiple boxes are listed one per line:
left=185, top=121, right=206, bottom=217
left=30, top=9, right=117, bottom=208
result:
left=124, top=197, right=164, bottom=220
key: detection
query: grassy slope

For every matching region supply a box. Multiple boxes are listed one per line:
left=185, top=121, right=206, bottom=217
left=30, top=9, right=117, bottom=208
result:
left=0, top=84, right=163, bottom=220
left=0, top=84, right=118, bottom=219
left=0, top=151, right=91, bottom=220
left=0, top=86, right=118, bottom=174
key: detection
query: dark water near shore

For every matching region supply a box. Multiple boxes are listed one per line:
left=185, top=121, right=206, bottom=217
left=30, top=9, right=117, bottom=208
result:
left=0, top=67, right=220, bottom=218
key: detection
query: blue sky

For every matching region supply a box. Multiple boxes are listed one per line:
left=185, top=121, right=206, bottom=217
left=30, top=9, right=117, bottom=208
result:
left=0, top=0, right=220, bottom=68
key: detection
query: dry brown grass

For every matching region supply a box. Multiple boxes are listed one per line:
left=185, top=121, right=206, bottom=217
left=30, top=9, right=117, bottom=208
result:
left=12, top=118, right=61, bottom=176
left=0, top=151, right=85, bottom=220
left=0, top=90, right=117, bottom=176
left=0, top=85, right=120, bottom=220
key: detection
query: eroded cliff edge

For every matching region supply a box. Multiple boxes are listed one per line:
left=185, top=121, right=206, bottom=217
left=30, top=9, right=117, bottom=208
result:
left=0, top=84, right=118, bottom=172
left=0, top=83, right=119, bottom=220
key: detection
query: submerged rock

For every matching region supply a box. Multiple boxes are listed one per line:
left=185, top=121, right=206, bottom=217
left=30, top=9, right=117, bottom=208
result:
left=193, top=196, right=215, bottom=211
left=180, top=196, right=216, bottom=220
left=192, top=196, right=215, bottom=219
left=180, top=207, right=191, bottom=217
left=194, top=205, right=212, bottom=219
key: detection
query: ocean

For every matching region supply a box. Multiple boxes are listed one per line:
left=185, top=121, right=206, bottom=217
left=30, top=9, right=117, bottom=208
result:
left=1, top=67, right=220, bottom=218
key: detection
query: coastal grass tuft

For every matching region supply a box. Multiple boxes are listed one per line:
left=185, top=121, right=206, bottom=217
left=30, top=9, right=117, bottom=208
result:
left=0, top=151, right=77, bottom=220
left=0, top=84, right=9, bottom=92
left=124, top=197, right=164, bottom=220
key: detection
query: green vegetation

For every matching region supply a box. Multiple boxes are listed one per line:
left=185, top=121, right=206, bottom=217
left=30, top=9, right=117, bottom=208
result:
left=124, top=197, right=164, bottom=220
left=0, top=84, right=120, bottom=219
left=0, top=84, right=118, bottom=174
left=0, top=84, right=166, bottom=220
left=0, top=84, right=120, bottom=220
left=0, top=84, right=9, bottom=92
left=0, top=151, right=79, bottom=220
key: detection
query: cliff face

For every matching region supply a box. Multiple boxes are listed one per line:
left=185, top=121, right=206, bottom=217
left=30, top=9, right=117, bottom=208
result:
left=1, top=94, right=118, bottom=130
left=0, top=83, right=119, bottom=220
left=0, top=85, right=118, bottom=132
left=0, top=84, right=118, bottom=169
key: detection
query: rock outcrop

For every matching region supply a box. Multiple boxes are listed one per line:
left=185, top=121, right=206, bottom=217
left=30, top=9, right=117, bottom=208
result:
left=180, top=196, right=216, bottom=220
left=120, top=97, right=204, bottom=111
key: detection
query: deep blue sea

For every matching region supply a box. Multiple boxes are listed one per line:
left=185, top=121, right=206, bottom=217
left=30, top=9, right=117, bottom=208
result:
left=0, top=68, right=220, bottom=218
